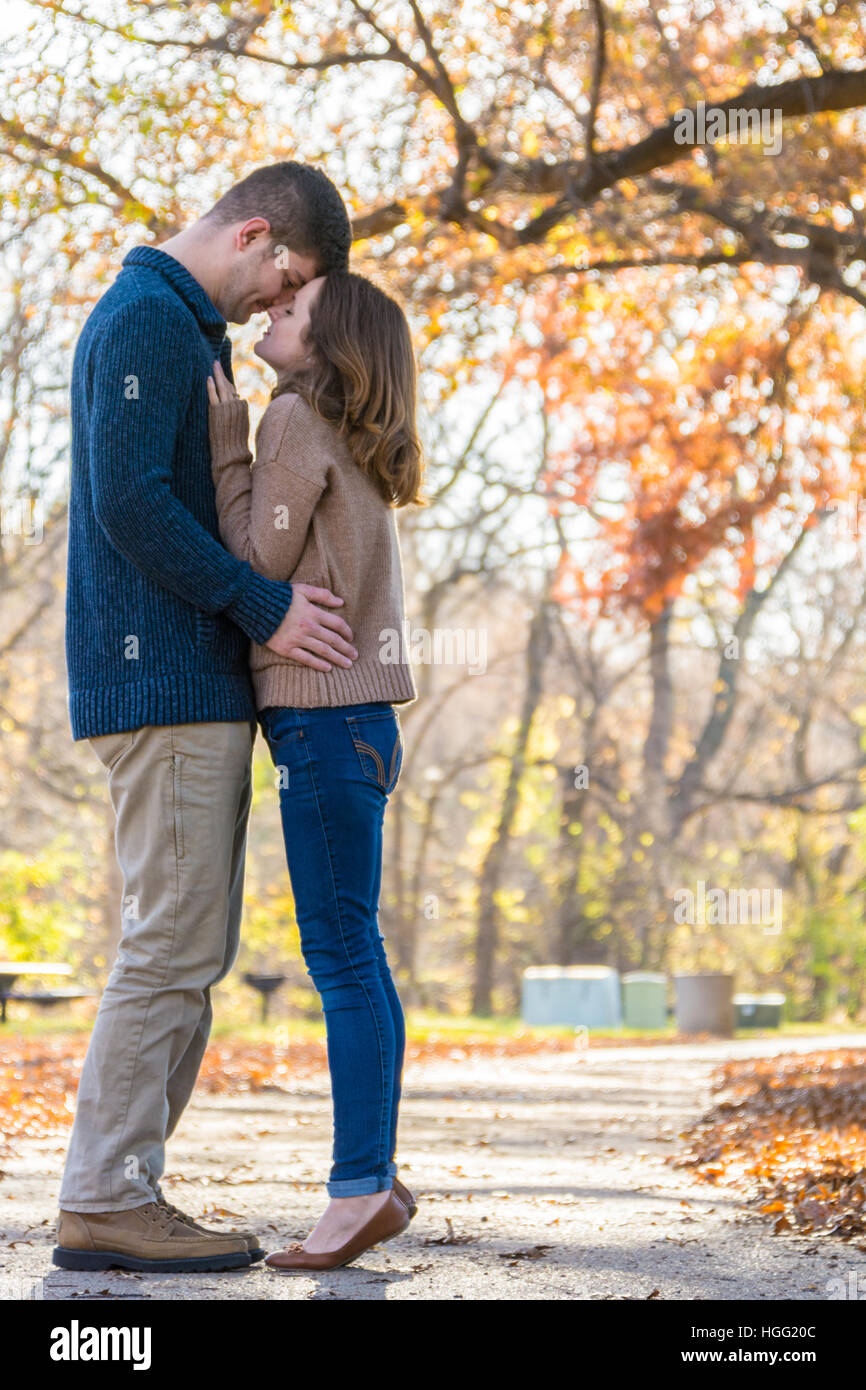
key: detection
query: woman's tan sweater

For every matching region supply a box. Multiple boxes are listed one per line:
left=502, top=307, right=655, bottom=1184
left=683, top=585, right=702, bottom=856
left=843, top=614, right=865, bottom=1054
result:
left=208, top=391, right=417, bottom=710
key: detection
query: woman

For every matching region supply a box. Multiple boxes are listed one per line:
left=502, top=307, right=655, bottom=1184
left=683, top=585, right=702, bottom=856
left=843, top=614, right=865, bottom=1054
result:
left=206, top=268, right=423, bottom=1271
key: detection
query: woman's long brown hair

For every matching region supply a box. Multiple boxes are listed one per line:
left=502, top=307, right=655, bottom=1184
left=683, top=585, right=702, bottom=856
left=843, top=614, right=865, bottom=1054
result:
left=271, top=269, right=425, bottom=508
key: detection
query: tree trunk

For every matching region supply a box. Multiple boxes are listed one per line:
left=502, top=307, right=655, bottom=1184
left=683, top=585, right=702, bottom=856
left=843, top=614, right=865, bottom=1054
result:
left=471, top=600, right=551, bottom=1015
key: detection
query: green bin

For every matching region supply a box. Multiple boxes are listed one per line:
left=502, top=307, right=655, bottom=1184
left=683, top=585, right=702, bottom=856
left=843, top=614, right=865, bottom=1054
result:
left=622, top=972, right=668, bottom=1029
left=734, top=992, right=785, bottom=1028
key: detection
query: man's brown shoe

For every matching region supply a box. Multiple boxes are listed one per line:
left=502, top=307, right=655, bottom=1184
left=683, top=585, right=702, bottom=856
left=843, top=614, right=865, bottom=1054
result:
left=392, top=1176, right=417, bottom=1219
left=153, top=1194, right=265, bottom=1262
left=53, top=1201, right=252, bottom=1272
left=265, top=1191, right=410, bottom=1271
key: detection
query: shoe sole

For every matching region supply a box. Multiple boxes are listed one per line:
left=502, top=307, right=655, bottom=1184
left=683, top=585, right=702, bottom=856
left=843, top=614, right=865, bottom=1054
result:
left=52, top=1246, right=252, bottom=1273
left=267, top=1215, right=411, bottom=1273
left=393, top=1186, right=417, bottom=1219
left=336, top=1216, right=410, bottom=1269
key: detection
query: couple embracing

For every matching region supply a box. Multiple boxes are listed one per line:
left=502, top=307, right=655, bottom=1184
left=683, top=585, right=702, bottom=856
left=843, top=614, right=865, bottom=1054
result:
left=55, top=161, right=422, bottom=1273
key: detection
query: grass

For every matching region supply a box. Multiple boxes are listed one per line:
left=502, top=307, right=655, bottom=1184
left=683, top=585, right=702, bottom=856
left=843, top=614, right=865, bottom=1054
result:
left=4, top=1005, right=866, bottom=1046
left=0, top=1006, right=576, bottom=1045
left=209, top=1011, right=582, bottom=1045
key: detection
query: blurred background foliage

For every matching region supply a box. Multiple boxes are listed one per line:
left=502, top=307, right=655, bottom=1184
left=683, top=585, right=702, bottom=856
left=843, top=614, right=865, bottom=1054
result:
left=1, top=0, right=866, bottom=1023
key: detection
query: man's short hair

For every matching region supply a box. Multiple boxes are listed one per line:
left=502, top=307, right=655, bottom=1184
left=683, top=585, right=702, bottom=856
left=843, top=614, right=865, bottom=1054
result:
left=206, top=162, right=351, bottom=272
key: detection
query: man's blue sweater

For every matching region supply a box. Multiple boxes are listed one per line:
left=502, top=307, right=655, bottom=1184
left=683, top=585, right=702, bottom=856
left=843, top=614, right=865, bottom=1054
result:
left=65, top=245, right=295, bottom=740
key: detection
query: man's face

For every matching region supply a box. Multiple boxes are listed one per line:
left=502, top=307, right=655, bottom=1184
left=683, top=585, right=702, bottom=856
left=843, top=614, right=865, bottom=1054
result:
left=254, top=275, right=326, bottom=372
left=220, top=228, right=319, bottom=325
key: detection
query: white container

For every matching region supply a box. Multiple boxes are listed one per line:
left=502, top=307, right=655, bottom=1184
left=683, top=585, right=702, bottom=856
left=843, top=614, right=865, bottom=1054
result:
left=521, top=966, right=622, bottom=1028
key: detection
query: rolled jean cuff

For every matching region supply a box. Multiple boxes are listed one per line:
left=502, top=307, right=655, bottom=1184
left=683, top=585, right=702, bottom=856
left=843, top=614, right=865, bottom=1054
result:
left=326, top=1175, right=394, bottom=1197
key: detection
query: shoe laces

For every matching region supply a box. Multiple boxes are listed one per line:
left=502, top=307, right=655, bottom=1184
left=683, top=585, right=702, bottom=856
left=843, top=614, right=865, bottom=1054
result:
left=152, top=1196, right=198, bottom=1230
left=142, top=1199, right=185, bottom=1235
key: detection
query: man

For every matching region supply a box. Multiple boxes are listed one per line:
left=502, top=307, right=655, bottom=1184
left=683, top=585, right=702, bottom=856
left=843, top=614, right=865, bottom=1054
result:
left=54, top=162, right=356, bottom=1273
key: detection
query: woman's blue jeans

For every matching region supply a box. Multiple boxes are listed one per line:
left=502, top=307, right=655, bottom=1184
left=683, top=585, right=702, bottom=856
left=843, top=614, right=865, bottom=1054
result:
left=258, top=700, right=405, bottom=1197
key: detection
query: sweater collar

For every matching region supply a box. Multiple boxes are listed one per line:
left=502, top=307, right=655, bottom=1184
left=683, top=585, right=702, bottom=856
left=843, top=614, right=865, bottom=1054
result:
left=121, top=245, right=227, bottom=339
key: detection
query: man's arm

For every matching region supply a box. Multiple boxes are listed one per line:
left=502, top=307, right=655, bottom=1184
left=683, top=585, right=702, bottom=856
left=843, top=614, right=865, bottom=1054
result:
left=87, top=296, right=299, bottom=644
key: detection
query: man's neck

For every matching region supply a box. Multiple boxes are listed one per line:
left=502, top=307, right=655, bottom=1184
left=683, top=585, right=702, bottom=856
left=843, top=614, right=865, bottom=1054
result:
left=157, top=226, right=223, bottom=308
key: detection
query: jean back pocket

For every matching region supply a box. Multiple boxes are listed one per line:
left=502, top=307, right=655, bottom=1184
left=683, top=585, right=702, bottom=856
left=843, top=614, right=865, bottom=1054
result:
left=345, top=709, right=403, bottom=794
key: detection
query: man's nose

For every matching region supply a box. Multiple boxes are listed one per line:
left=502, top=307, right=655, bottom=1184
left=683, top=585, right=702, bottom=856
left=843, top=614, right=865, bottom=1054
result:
left=268, top=286, right=298, bottom=312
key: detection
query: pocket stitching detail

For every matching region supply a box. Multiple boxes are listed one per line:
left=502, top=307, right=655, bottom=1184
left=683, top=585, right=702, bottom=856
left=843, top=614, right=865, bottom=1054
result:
left=353, top=737, right=387, bottom=787
left=388, top=734, right=402, bottom=790
left=105, top=731, right=134, bottom=771
left=260, top=711, right=304, bottom=744
left=172, top=752, right=185, bottom=860
left=345, top=710, right=394, bottom=724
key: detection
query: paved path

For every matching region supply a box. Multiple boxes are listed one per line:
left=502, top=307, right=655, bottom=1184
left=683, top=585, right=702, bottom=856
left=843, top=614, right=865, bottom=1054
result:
left=3, top=1033, right=866, bottom=1300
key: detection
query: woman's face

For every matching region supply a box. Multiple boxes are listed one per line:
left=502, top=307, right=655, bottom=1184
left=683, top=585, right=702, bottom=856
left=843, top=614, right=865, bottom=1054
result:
left=254, top=275, right=326, bottom=371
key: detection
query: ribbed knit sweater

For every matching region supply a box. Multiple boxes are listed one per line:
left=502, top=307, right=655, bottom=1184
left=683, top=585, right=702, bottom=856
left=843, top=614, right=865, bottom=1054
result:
left=208, top=392, right=417, bottom=709
left=65, top=246, right=296, bottom=740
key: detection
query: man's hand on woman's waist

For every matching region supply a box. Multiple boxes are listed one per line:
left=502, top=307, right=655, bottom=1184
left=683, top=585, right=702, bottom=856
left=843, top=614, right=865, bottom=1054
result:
left=266, top=583, right=357, bottom=672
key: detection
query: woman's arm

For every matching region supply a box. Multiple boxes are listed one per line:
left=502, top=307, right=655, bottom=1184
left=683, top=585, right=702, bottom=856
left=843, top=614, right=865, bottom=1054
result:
left=207, top=368, right=327, bottom=583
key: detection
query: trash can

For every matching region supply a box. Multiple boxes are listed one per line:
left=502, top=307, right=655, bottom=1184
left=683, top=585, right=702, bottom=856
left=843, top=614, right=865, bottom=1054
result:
left=674, top=972, right=735, bottom=1037
left=754, top=992, right=785, bottom=1027
left=521, top=966, right=622, bottom=1028
left=622, top=972, right=668, bottom=1029
left=735, top=992, right=785, bottom=1028
left=733, top=993, right=758, bottom=1027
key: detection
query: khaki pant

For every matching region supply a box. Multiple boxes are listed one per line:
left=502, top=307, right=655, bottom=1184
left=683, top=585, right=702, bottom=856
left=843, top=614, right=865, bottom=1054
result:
left=58, top=719, right=255, bottom=1212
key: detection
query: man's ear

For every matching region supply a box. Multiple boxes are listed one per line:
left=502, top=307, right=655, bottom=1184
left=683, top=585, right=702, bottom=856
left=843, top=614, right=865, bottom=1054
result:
left=234, top=217, right=271, bottom=251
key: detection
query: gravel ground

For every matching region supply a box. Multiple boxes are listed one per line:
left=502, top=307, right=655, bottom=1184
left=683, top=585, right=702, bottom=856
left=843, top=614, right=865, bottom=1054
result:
left=3, top=1032, right=866, bottom=1302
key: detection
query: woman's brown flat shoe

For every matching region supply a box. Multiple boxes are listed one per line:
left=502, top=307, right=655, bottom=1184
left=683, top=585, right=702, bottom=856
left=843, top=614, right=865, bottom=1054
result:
left=392, top=1176, right=417, bottom=1219
left=265, top=1191, right=411, bottom=1272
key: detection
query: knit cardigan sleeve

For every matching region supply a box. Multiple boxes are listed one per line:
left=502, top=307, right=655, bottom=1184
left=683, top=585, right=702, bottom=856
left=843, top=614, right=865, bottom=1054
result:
left=87, top=297, right=295, bottom=645
left=208, top=393, right=328, bottom=584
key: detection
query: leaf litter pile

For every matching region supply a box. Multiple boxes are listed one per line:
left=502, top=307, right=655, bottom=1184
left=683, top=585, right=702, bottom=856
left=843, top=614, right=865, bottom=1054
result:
left=0, top=1031, right=582, bottom=1153
left=672, top=1047, right=866, bottom=1241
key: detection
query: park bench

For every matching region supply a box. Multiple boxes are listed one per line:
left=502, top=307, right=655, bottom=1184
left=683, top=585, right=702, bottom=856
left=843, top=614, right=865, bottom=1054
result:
left=0, top=963, right=95, bottom=1023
